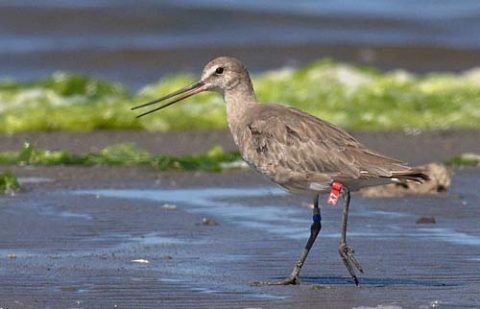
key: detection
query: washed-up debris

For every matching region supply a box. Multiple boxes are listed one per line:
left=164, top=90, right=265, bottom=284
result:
left=354, top=305, right=402, bottom=309
left=130, top=259, right=149, bottom=264
left=419, top=300, right=443, bottom=309
left=416, top=216, right=436, bottom=224
left=0, top=171, right=21, bottom=196
left=360, top=163, right=451, bottom=198
left=161, top=203, right=177, bottom=210
left=219, top=160, right=248, bottom=170
left=446, top=152, right=480, bottom=167
left=202, top=217, right=219, bottom=226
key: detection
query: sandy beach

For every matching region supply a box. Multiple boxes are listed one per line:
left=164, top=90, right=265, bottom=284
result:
left=0, top=131, right=479, bottom=308
left=1, top=1, right=480, bottom=307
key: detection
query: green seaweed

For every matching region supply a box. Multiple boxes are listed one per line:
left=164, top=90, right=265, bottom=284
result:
left=445, top=153, right=480, bottom=167
left=0, top=171, right=21, bottom=195
left=151, top=145, right=242, bottom=172
left=0, top=143, right=243, bottom=172
left=1, top=60, right=480, bottom=133
left=0, top=142, right=84, bottom=165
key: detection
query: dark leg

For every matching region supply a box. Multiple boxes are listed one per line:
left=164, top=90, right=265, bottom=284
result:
left=253, top=194, right=322, bottom=286
left=338, top=187, right=364, bottom=286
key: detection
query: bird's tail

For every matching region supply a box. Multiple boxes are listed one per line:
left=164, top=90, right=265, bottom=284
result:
left=391, top=168, right=430, bottom=184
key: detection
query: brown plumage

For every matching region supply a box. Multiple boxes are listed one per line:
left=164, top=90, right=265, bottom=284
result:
left=237, top=103, right=427, bottom=193
left=132, top=56, right=428, bottom=286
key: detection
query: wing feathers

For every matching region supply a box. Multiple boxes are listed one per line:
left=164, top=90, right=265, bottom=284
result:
left=241, top=104, right=415, bottom=186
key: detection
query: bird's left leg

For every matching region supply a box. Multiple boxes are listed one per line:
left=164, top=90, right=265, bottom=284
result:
left=253, top=194, right=322, bottom=286
left=338, top=186, right=364, bottom=286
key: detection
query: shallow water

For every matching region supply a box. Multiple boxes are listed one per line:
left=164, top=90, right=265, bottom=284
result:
left=1, top=175, right=480, bottom=307
left=17, top=176, right=53, bottom=184
left=3, top=1, right=480, bottom=52
left=75, top=187, right=480, bottom=247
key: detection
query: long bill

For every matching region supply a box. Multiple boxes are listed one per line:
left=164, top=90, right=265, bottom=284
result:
left=131, top=81, right=206, bottom=118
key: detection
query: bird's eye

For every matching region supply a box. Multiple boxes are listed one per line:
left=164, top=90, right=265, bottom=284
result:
left=215, top=67, right=224, bottom=75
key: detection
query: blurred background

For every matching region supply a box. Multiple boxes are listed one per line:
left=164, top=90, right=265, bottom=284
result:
left=2, top=0, right=480, bottom=87
left=1, top=0, right=480, bottom=134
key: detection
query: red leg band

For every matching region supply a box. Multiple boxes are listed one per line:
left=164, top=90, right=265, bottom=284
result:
left=327, top=181, right=343, bottom=205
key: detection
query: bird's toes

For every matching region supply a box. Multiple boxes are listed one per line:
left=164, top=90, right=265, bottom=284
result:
left=347, top=250, right=364, bottom=273
left=340, top=244, right=364, bottom=273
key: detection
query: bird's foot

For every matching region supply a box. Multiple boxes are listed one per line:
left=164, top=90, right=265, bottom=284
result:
left=252, top=276, right=299, bottom=286
left=339, top=243, right=364, bottom=286
left=340, top=244, right=364, bottom=273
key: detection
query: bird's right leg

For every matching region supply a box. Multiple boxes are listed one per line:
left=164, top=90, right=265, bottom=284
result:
left=253, top=194, right=322, bottom=286
left=338, top=187, right=364, bottom=286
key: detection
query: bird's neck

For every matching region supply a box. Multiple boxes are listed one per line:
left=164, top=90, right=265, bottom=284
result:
left=223, top=85, right=258, bottom=146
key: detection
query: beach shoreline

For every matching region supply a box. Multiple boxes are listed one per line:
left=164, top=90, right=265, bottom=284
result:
left=1, top=130, right=479, bottom=307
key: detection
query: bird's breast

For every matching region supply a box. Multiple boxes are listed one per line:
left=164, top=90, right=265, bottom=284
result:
left=236, top=132, right=278, bottom=179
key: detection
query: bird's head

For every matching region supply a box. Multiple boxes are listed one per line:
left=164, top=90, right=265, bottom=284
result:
left=132, top=56, right=251, bottom=118
left=200, top=56, right=250, bottom=93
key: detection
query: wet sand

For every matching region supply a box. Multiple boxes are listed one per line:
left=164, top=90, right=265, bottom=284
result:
left=2, top=129, right=480, bottom=165
left=1, top=131, right=480, bottom=308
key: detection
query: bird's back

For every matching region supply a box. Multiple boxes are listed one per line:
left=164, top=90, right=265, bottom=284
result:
left=234, top=103, right=425, bottom=193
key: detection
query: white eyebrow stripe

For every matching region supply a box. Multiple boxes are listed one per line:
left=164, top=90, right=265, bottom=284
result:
left=205, top=66, right=219, bottom=76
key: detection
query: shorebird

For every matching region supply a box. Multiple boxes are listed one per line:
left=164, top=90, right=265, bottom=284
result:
left=132, top=57, right=427, bottom=286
